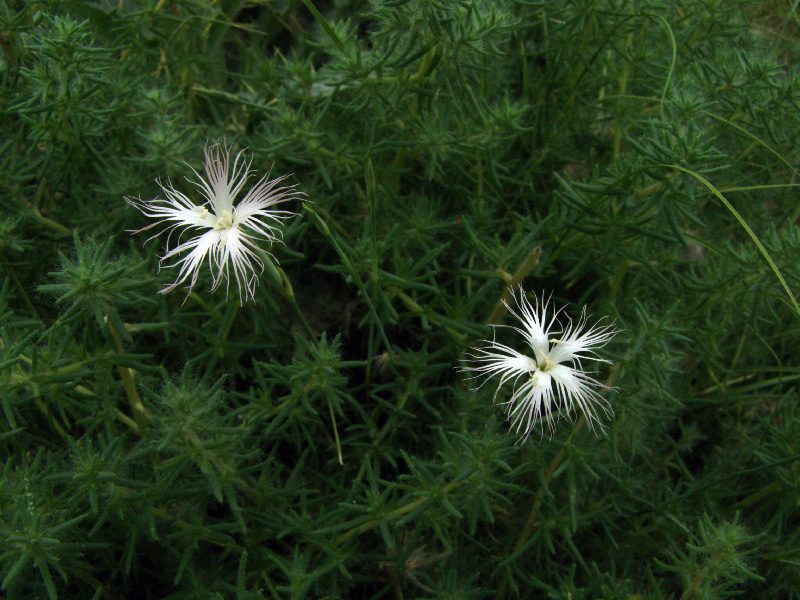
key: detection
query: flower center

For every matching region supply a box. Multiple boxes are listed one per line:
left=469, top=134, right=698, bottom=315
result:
left=538, top=357, right=555, bottom=372
left=214, top=210, right=233, bottom=230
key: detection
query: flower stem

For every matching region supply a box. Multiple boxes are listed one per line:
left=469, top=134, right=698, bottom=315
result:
left=106, top=317, right=149, bottom=434
left=259, top=251, right=315, bottom=338
left=485, top=246, right=541, bottom=325
left=327, top=397, right=343, bottom=465
left=387, top=285, right=466, bottom=341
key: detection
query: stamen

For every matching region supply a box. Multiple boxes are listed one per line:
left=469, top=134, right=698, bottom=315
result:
left=538, top=357, right=555, bottom=372
left=214, top=210, right=233, bottom=230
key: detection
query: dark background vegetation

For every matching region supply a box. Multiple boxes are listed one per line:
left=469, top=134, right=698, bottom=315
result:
left=2, top=0, right=800, bottom=598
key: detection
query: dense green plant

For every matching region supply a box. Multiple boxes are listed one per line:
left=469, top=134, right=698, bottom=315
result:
left=2, top=0, right=799, bottom=597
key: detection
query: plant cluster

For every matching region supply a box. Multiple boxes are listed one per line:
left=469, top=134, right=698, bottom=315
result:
left=1, top=0, right=799, bottom=598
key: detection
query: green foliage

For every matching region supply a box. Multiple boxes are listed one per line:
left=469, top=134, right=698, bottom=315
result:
left=658, top=514, right=764, bottom=600
left=38, top=232, right=152, bottom=336
left=1, top=0, right=800, bottom=597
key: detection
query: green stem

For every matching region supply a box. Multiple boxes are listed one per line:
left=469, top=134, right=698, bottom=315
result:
left=33, top=208, right=71, bottom=235
left=260, top=251, right=315, bottom=338
left=107, top=319, right=149, bottom=434
left=335, top=477, right=464, bottom=545
left=300, top=0, right=346, bottom=51
left=290, top=300, right=315, bottom=339
left=327, top=397, right=343, bottom=465
left=485, top=246, right=542, bottom=325
left=387, top=285, right=465, bottom=341
left=679, top=564, right=711, bottom=600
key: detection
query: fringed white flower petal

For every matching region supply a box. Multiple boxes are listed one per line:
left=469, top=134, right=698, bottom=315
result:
left=125, top=141, right=306, bottom=303
left=462, top=286, right=617, bottom=442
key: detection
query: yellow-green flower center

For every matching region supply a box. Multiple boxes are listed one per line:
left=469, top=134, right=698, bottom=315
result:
left=538, top=357, right=555, bottom=372
left=214, top=210, right=233, bottom=230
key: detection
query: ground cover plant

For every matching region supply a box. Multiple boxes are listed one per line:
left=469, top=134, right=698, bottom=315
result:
left=2, top=0, right=800, bottom=598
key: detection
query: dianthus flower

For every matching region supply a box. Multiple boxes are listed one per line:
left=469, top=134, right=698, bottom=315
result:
left=463, top=287, right=617, bottom=440
left=126, top=141, right=303, bottom=303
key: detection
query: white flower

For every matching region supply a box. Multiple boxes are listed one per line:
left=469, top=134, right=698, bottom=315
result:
left=126, top=141, right=304, bottom=303
left=462, top=286, right=617, bottom=441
